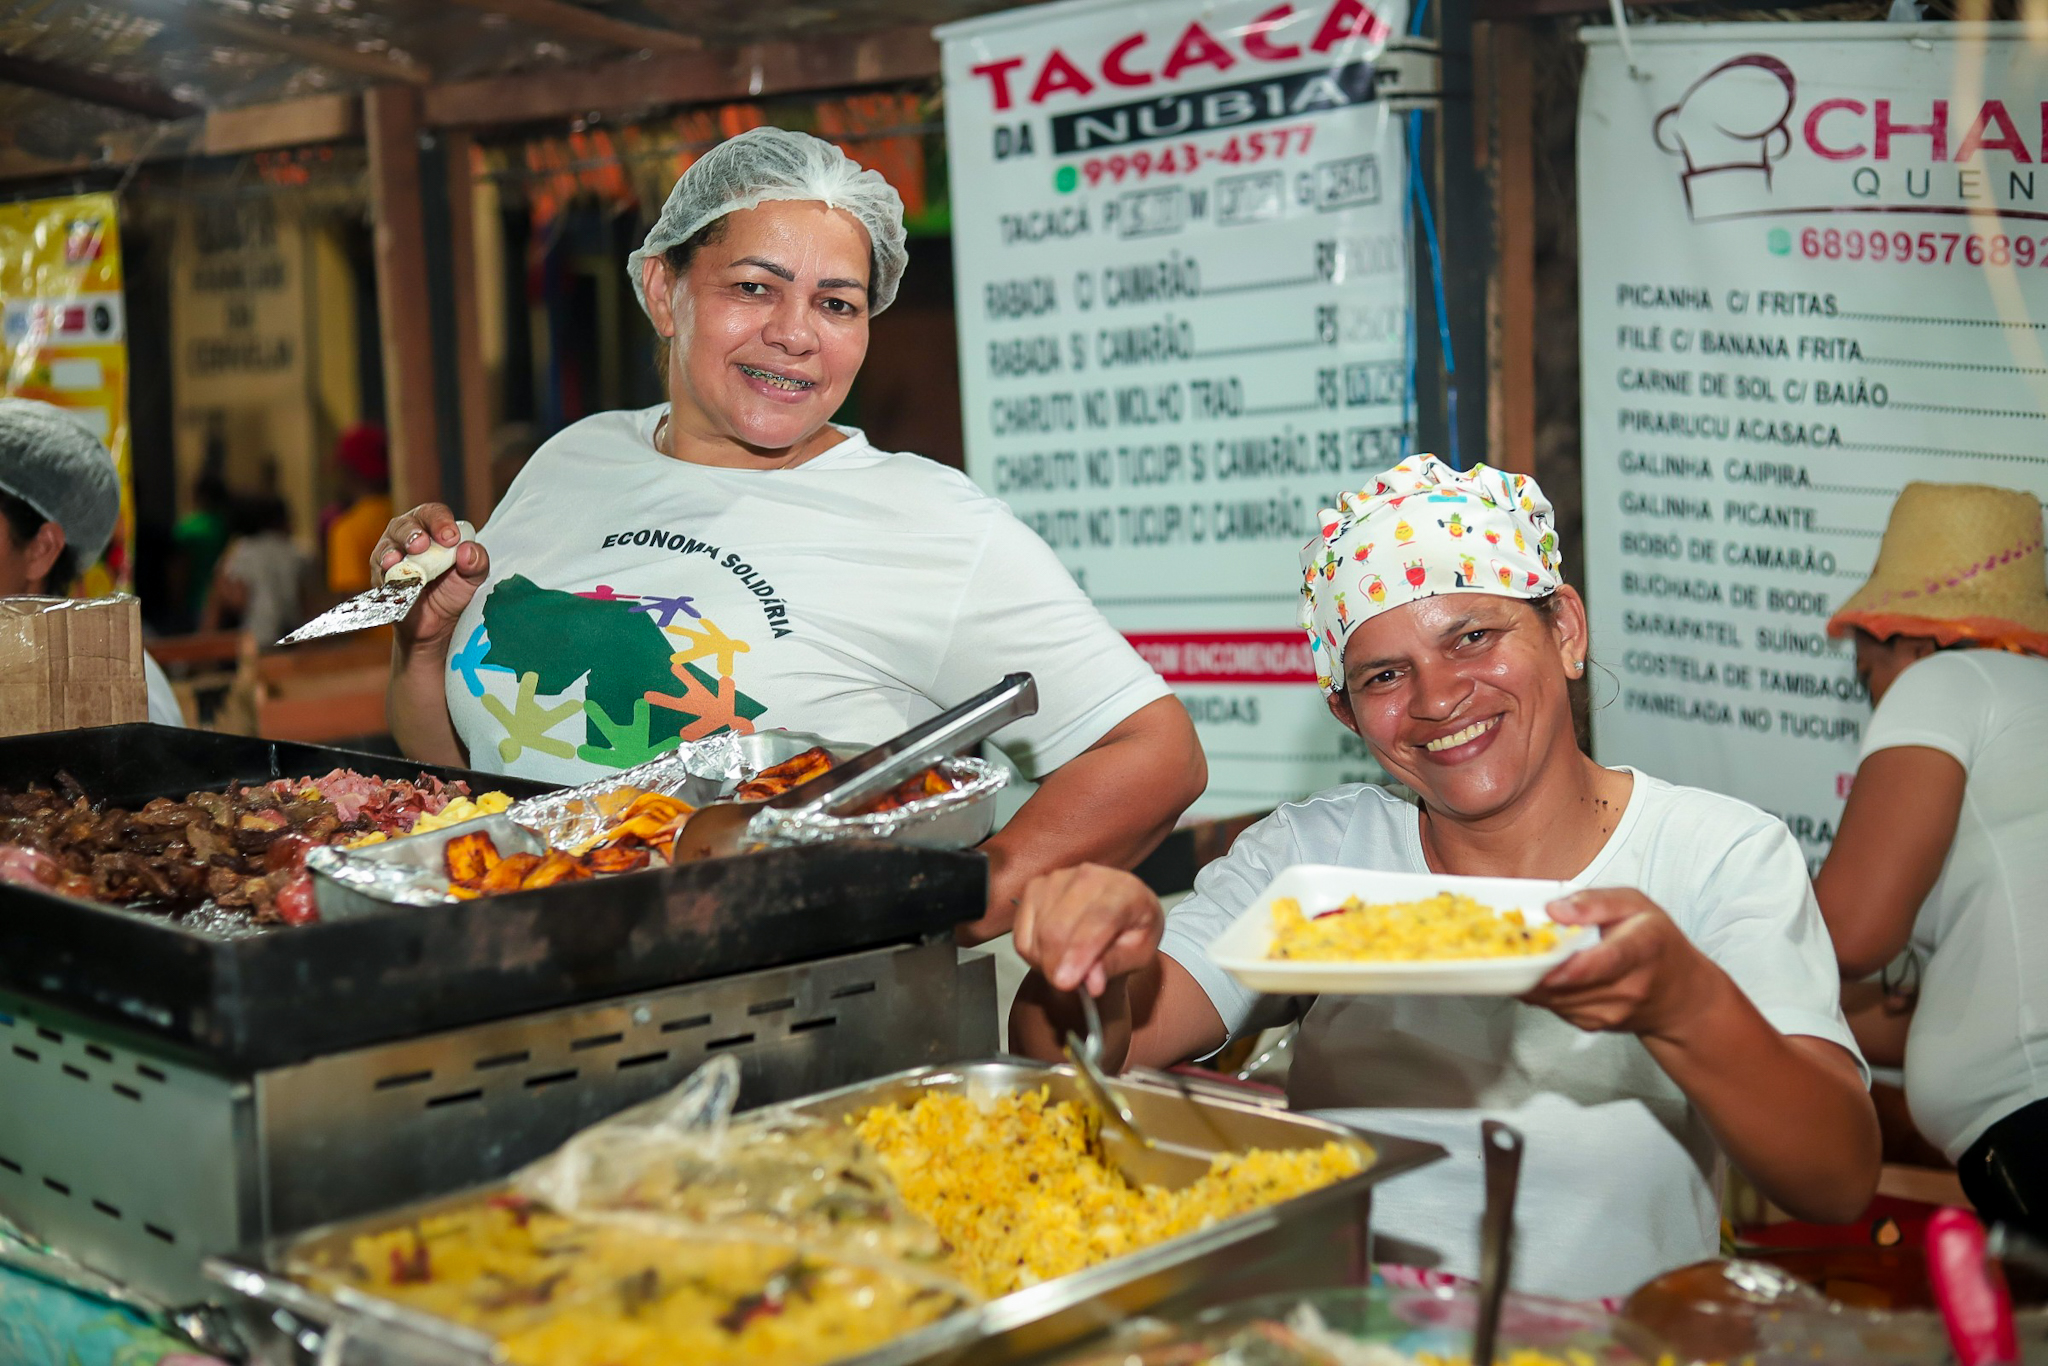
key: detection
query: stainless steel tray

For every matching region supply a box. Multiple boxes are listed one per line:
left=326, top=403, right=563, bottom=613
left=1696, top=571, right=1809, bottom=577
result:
left=206, top=1059, right=1444, bottom=1366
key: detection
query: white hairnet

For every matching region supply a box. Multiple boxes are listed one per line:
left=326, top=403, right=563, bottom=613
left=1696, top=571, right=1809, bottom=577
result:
left=628, top=127, right=908, bottom=318
left=0, top=398, right=119, bottom=563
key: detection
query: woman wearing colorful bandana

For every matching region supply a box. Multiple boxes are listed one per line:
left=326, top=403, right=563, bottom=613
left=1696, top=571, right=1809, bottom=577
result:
left=1816, top=481, right=2048, bottom=1238
left=375, top=128, right=1203, bottom=939
left=1009, top=456, right=1879, bottom=1301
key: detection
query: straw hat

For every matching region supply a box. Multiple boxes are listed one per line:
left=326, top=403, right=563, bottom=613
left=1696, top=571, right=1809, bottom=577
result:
left=1827, top=481, right=2048, bottom=656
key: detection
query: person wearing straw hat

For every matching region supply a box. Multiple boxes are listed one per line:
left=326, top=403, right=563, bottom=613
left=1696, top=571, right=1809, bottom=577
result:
left=1008, top=455, right=1879, bottom=1301
left=1816, top=481, right=2048, bottom=1238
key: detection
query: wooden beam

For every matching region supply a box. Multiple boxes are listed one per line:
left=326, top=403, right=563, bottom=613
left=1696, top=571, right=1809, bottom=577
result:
left=183, top=9, right=431, bottom=85
left=200, top=93, right=360, bottom=156
left=441, top=0, right=701, bottom=55
left=365, top=86, right=441, bottom=510
left=423, top=24, right=940, bottom=129
left=443, top=130, right=496, bottom=523
left=1479, top=22, right=1537, bottom=477
left=0, top=51, right=201, bottom=122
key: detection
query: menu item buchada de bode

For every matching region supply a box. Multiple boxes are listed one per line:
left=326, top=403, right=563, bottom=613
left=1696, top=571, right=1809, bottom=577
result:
left=1268, top=893, right=1562, bottom=963
left=0, top=768, right=477, bottom=925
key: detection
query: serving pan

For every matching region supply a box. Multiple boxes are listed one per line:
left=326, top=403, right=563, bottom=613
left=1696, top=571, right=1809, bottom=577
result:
left=206, top=1058, right=1445, bottom=1366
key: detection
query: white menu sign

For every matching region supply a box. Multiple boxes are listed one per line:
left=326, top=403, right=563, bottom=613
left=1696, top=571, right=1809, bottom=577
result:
left=939, top=0, right=1414, bottom=815
left=1580, top=23, right=2048, bottom=867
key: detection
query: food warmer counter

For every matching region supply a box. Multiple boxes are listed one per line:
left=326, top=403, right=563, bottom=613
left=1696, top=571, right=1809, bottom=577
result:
left=0, top=725, right=993, bottom=1307
left=209, top=1060, right=1446, bottom=1366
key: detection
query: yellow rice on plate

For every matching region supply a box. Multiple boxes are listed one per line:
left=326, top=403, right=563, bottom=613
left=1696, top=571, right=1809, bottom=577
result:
left=854, top=1086, right=1368, bottom=1298
left=308, top=1201, right=966, bottom=1366
left=1268, top=893, right=1559, bottom=963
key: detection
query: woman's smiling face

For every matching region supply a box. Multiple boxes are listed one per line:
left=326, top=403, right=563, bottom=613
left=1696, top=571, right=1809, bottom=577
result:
left=643, top=200, right=873, bottom=456
left=1327, top=588, right=1588, bottom=820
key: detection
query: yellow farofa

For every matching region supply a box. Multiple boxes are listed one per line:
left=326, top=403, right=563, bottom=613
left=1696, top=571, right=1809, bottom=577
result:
left=853, top=1087, right=1368, bottom=1298
left=345, top=791, right=515, bottom=848
left=1268, top=893, right=1559, bottom=962
left=312, top=1204, right=965, bottom=1366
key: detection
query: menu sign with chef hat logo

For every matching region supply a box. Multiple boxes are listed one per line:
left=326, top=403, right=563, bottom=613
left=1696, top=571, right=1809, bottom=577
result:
left=940, top=0, right=1415, bottom=815
left=1579, top=23, right=2048, bottom=870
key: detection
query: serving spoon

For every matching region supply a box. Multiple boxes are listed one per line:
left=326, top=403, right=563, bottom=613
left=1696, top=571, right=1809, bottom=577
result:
left=1065, top=991, right=1211, bottom=1186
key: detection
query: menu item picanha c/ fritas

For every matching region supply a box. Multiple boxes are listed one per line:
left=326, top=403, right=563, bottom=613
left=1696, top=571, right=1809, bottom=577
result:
left=1269, top=893, right=1560, bottom=963
left=852, top=1087, right=1369, bottom=1297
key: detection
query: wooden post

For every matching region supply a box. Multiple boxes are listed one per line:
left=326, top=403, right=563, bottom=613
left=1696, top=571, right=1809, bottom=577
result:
left=443, top=130, right=495, bottom=522
left=1478, top=23, right=1538, bottom=477
left=365, top=85, right=440, bottom=511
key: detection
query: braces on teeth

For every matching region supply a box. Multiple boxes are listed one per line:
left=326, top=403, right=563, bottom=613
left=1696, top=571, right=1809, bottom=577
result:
left=740, top=363, right=813, bottom=390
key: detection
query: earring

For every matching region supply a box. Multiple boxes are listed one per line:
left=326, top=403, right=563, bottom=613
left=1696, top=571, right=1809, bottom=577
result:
left=1572, top=660, right=1585, bottom=673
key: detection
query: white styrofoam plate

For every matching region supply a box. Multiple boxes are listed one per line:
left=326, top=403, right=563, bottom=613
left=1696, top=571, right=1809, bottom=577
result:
left=1208, top=865, right=1594, bottom=996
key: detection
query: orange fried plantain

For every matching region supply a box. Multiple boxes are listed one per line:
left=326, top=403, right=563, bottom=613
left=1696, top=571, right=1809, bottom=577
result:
left=444, top=831, right=502, bottom=883
left=583, top=845, right=651, bottom=875
left=519, top=851, right=592, bottom=888
left=478, top=851, right=544, bottom=893
left=735, top=747, right=835, bottom=801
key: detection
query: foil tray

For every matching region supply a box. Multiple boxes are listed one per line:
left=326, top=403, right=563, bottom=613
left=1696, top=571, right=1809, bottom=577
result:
left=205, top=1059, right=1444, bottom=1366
left=309, top=730, right=1005, bottom=912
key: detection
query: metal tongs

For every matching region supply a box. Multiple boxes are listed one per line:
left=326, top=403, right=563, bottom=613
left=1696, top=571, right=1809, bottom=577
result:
left=669, top=672, right=1038, bottom=861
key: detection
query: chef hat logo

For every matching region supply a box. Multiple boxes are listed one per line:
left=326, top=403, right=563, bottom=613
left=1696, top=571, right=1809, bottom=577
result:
left=1652, top=55, right=1797, bottom=219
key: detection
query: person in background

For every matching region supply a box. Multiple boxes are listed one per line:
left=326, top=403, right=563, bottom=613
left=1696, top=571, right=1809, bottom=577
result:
left=0, top=398, right=185, bottom=727
left=202, top=494, right=310, bottom=647
left=172, top=471, right=231, bottom=629
left=1006, top=457, right=1878, bottom=1301
left=325, top=423, right=392, bottom=595
left=1816, top=481, right=2048, bottom=1239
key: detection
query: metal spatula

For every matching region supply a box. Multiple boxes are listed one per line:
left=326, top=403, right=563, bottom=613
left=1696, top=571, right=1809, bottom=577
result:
left=668, top=672, right=1038, bottom=861
left=279, top=521, right=476, bottom=645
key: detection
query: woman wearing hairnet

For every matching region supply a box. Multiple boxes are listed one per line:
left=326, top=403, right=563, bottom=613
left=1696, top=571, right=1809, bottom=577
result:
left=376, top=128, right=1205, bottom=939
left=0, top=398, right=184, bottom=727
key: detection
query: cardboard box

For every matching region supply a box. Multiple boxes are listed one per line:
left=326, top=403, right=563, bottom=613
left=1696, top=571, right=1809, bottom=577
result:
left=0, top=596, right=146, bottom=739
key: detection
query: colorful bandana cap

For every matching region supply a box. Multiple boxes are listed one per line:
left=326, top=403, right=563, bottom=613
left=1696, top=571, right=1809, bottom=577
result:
left=1299, top=456, right=1565, bottom=692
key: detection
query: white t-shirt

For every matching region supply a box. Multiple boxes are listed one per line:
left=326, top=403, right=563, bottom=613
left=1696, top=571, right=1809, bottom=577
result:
left=1158, top=770, right=1861, bottom=1302
left=142, top=652, right=185, bottom=728
left=445, top=409, right=1170, bottom=784
left=1861, top=648, right=2048, bottom=1159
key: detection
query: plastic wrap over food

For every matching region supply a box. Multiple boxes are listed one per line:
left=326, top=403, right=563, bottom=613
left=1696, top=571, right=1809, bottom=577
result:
left=513, top=1054, right=970, bottom=1288
left=760, top=755, right=1006, bottom=849
left=275, top=1057, right=979, bottom=1366
left=307, top=814, right=546, bottom=910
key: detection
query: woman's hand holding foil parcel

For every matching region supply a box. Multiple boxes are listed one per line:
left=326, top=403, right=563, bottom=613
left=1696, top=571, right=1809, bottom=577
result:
left=373, top=501, right=491, bottom=651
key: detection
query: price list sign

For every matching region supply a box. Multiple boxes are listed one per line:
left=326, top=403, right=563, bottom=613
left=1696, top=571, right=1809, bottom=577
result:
left=1579, top=24, right=2048, bottom=866
left=939, top=0, right=1413, bottom=815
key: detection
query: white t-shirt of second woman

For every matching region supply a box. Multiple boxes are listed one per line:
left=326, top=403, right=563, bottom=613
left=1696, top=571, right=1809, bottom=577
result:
left=1157, top=769, right=1863, bottom=1302
left=445, top=407, right=1170, bottom=785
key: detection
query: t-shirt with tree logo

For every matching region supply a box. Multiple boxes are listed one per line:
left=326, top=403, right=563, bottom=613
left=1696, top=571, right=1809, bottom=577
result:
left=443, top=408, right=1170, bottom=786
